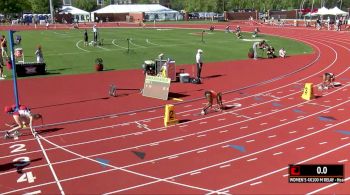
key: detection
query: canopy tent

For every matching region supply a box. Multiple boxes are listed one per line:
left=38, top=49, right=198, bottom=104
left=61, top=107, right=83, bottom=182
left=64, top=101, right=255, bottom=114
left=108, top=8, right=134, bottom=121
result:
left=311, top=6, right=330, bottom=16
left=92, top=4, right=181, bottom=21
left=328, top=7, right=348, bottom=16
left=60, top=6, right=90, bottom=22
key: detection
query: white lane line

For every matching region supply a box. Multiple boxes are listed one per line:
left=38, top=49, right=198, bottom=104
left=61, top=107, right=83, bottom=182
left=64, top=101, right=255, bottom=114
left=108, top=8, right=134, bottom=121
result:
left=283, top=174, right=289, bottom=177
left=168, top=156, right=178, bottom=159
left=197, top=150, right=207, bottom=153
left=319, top=142, right=328, bottom=145
left=149, top=143, right=159, bottom=146
left=112, top=39, right=128, bottom=49
left=221, top=145, right=229, bottom=148
left=190, top=171, right=201, bottom=176
left=179, top=125, right=188, bottom=128
left=338, top=108, right=345, bottom=111
left=325, top=124, right=333, bottom=126
left=260, top=123, right=268, bottom=126
left=254, top=112, right=262, bottom=115
left=173, top=139, right=184, bottom=142
left=280, top=119, right=287, bottom=122
left=273, top=152, right=283, bottom=156
left=247, top=158, right=257, bottom=162
left=220, top=130, right=229, bottom=133
left=130, top=40, right=146, bottom=48
left=146, top=39, right=161, bottom=46
left=250, top=181, right=262, bottom=186
left=23, top=190, right=42, bottom=195
left=337, top=159, right=348, bottom=163
left=289, top=131, right=297, bottom=134
left=133, top=132, right=143, bottom=135
left=296, top=147, right=305, bottom=150
left=182, top=114, right=190, bottom=117
left=128, top=113, right=136, bottom=116
left=147, top=110, right=156, bottom=113
left=268, top=135, right=277, bottom=138
left=75, top=40, right=89, bottom=52
left=184, top=105, right=192, bottom=108
left=218, top=118, right=226, bottom=121
left=341, top=137, right=349, bottom=140
left=197, top=134, right=207, bottom=138
left=135, top=122, right=151, bottom=131
left=240, top=126, right=248, bottom=129
left=97, top=45, right=110, bottom=51
left=246, top=139, right=255, bottom=143
left=307, top=127, right=314, bottom=130
left=199, top=122, right=207, bottom=125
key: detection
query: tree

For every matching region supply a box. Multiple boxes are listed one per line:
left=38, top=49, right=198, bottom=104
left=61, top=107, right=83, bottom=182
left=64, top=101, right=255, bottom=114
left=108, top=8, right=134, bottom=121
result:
left=28, top=0, right=61, bottom=13
left=73, top=0, right=97, bottom=12
left=0, top=0, right=23, bottom=15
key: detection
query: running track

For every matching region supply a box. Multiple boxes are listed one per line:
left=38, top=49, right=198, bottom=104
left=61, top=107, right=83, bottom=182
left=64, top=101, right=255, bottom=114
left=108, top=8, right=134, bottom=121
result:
left=0, top=23, right=349, bottom=194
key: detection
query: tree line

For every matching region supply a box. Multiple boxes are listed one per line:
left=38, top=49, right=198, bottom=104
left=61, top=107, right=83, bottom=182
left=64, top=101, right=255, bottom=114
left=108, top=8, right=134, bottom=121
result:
left=0, top=0, right=348, bottom=15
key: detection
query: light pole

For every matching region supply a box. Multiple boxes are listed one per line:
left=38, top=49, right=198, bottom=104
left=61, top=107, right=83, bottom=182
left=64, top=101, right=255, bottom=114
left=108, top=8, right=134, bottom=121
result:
left=49, top=0, right=54, bottom=23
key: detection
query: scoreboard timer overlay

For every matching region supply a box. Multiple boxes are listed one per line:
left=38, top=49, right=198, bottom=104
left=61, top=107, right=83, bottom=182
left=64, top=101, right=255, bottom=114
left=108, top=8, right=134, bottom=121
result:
left=0, top=23, right=349, bottom=194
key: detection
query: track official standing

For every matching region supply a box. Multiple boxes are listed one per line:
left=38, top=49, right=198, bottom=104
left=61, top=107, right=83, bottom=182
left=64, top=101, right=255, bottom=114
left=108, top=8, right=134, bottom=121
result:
left=196, top=49, right=203, bottom=79
left=93, top=25, right=98, bottom=43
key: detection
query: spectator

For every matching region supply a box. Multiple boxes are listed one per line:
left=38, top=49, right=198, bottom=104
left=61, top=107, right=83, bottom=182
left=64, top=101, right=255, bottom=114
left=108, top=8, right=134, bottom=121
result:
left=35, top=45, right=44, bottom=63
left=0, top=48, right=5, bottom=79
left=279, top=48, right=287, bottom=58
left=1, top=35, right=8, bottom=58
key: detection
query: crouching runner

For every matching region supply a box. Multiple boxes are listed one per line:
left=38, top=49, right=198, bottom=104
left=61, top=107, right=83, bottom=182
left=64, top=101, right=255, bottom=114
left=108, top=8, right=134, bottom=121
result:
left=201, top=90, right=224, bottom=115
left=4, top=105, right=42, bottom=139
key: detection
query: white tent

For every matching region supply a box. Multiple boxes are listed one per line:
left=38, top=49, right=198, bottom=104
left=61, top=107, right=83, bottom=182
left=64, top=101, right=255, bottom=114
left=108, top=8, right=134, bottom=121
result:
left=92, top=4, right=180, bottom=21
left=328, top=7, right=348, bottom=16
left=60, top=6, right=90, bottom=22
left=311, top=6, right=330, bottom=16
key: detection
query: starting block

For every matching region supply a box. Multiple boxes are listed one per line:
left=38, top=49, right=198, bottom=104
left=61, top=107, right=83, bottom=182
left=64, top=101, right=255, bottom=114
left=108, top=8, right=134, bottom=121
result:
left=301, top=83, right=314, bottom=100
left=164, top=104, right=179, bottom=127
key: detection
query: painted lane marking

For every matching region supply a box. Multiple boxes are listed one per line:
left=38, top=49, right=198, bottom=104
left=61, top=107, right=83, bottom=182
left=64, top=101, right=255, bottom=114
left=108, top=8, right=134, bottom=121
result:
left=247, top=158, right=258, bottom=162
left=319, top=142, right=328, bottom=145
left=250, top=181, right=262, bottom=186
left=338, top=159, right=348, bottom=163
left=273, top=152, right=283, bottom=156
left=246, top=140, right=255, bottom=143
left=190, top=171, right=201, bottom=176
left=268, top=135, right=277, bottom=138
left=296, top=147, right=305, bottom=150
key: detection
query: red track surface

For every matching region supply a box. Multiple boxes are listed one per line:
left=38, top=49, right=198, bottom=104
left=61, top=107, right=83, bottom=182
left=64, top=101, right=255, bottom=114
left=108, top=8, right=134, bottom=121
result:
left=0, top=22, right=349, bottom=194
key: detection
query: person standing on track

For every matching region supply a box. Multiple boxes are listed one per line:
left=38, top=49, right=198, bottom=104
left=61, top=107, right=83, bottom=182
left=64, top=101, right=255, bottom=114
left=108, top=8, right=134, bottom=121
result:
left=3, top=105, right=42, bottom=139
left=195, top=49, right=203, bottom=80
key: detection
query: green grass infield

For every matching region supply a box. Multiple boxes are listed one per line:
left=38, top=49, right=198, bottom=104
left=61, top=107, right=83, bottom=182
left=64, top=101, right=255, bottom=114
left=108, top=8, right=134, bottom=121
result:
left=0, top=28, right=313, bottom=78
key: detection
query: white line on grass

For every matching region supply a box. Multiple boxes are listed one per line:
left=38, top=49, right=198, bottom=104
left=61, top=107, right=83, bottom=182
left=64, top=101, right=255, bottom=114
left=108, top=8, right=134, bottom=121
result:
left=75, top=40, right=89, bottom=52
